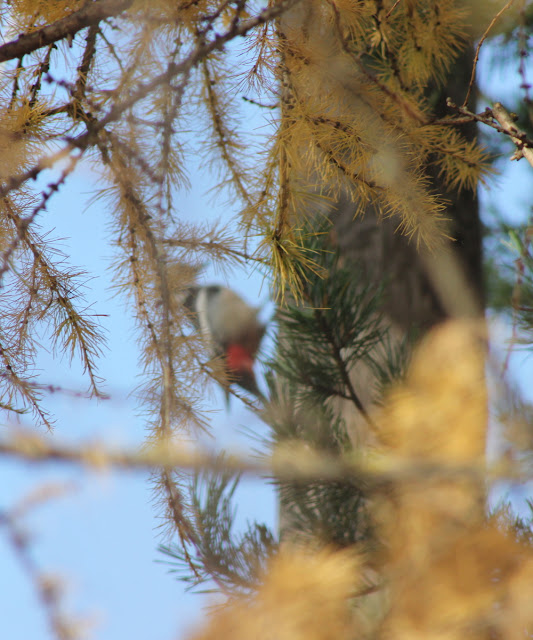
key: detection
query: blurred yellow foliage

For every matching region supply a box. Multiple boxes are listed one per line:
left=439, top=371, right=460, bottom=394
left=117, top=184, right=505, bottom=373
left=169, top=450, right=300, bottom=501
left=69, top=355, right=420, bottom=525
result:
left=190, top=547, right=361, bottom=640
left=189, top=320, right=533, bottom=639
left=8, top=0, right=85, bottom=31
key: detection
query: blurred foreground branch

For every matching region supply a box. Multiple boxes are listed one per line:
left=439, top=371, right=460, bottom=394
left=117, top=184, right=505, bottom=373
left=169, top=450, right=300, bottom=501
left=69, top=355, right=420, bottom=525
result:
left=1, top=430, right=531, bottom=487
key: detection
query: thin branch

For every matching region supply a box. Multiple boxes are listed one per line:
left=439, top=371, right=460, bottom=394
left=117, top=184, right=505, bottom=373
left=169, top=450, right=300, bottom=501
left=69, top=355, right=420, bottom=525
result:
left=164, top=236, right=258, bottom=263
left=462, top=0, right=516, bottom=107
left=353, top=59, right=429, bottom=125
left=447, top=100, right=533, bottom=169
left=0, top=0, right=303, bottom=202
left=0, top=154, right=81, bottom=283
left=68, top=0, right=303, bottom=151
left=8, top=377, right=110, bottom=400
left=8, top=57, right=24, bottom=110
left=96, top=23, right=125, bottom=72
left=384, top=0, right=403, bottom=20
left=0, top=146, right=75, bottom=201
left=311, top=306, right=377, bottom=430
left=0, top=0, right=134, bottom=64
left=2, top=187, right=107, bottom=401
left=0, top=339, right=52, bottom=429
left=73, top=24, right=99, bottom=103
left=201, top=57, right=253, bottom=207
left=313, top=136, right=381, bottom=192
left=28, top=45, right=54, bottom=108
left=242, top=95, right=277, bottom=109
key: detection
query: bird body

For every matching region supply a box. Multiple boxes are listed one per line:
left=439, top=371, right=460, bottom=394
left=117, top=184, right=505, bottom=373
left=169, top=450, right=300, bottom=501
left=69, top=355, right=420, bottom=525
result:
left=184, top=285, right=265, bottom=399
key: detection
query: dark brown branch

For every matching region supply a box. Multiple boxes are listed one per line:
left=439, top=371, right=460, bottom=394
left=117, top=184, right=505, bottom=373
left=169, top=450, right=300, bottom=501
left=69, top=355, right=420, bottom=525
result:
left=0, top=0, right=133, bottom=64
left=0, top=0, right=303, bottom=202
left=8, top=57, right=24, bottom=110
left=73, top=24, right=99, bottom=102
left=28, top=45, right=54, bottom=108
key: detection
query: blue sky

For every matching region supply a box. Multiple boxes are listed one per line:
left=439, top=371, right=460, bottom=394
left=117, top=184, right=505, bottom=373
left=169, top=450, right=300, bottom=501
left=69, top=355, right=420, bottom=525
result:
left=0, top=155, right=277, bottom=639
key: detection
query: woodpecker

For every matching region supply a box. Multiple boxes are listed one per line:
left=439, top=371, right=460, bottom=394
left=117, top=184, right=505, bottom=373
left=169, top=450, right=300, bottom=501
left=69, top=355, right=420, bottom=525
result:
left=184, top=285, right=266, bottom=400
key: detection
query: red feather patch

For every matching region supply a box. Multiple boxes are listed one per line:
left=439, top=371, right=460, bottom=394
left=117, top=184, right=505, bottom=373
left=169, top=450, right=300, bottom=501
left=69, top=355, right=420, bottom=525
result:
left=226, top=344, right=254, bottom=373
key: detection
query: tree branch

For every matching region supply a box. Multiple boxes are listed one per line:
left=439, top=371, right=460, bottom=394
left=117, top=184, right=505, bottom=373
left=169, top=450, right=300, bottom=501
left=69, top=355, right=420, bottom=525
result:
left=446, top=100, right=533, bottom=169
left=0, top=0, right=133, bottom=64
left=68, top=0, right=303, bottom=150
left=0, top=431, right=528, bottom=487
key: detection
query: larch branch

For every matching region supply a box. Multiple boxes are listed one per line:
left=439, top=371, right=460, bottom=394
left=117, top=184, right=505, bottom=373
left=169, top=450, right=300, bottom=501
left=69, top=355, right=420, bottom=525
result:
left=0, top=0, right=134, bottom=64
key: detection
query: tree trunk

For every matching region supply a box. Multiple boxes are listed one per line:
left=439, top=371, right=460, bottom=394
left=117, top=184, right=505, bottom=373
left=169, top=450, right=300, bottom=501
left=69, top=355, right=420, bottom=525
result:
left=274, top=0, right=486, bottom=550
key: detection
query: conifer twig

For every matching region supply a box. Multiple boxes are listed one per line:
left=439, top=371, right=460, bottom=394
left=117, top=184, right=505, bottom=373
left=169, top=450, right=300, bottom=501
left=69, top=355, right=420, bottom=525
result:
left=311, top=307, right=377, bottom=431
left=201, top=58, right=253, bottom=207
left=68, top=0, right=303, bottom=152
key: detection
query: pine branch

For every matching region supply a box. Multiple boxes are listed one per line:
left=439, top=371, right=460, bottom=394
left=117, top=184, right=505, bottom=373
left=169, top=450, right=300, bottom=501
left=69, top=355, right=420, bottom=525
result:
left=167, top=465, right=277, bottom=593
left=492, top=102, right=533, bottom=168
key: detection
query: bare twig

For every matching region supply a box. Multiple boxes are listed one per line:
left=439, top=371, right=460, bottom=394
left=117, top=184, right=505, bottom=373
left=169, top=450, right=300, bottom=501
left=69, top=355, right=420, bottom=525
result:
left=384, top=0, right=403, bottom=20
left=463, top=0, right=516, bottom=107
left=0, top=146, right=74, bottom=200
left=446, top=100, right=533, bottom=169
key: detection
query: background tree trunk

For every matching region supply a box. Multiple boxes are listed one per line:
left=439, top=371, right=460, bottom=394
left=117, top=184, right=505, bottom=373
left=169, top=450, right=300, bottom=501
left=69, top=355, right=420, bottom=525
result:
left=276, top=2, right=485, bottom=540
